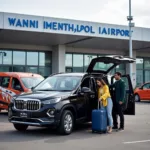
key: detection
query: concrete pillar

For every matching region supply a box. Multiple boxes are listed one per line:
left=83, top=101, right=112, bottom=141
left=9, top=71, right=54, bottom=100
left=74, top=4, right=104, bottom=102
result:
left=126, top=51, right=136, bottom=88
left=52, top=45, right=66, bottom=74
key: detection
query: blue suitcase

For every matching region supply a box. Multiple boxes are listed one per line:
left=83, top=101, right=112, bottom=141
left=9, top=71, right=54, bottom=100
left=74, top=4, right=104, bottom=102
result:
left=92, top=101, right=107, bottom=133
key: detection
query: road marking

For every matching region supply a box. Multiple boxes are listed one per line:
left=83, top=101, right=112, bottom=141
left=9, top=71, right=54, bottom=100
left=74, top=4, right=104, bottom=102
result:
left=124, top=140, right=150, bottom=144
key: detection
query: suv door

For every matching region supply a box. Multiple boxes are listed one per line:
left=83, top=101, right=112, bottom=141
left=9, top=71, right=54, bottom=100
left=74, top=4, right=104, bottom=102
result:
left=111, top=74, right=135, bottom=115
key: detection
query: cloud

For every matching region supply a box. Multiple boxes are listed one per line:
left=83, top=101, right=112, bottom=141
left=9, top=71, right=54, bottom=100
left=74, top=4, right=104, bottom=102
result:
left=0, top=0, right=150, bottom=27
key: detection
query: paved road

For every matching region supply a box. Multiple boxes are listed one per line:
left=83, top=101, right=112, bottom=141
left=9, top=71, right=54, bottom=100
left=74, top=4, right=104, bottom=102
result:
left=0, top=102, right=150, bottom=150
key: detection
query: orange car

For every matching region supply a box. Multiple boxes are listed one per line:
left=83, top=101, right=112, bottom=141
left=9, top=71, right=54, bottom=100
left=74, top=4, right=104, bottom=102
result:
left=134, top=82, right=150, bottom=102
left=0, top=72, right=44, bottom=111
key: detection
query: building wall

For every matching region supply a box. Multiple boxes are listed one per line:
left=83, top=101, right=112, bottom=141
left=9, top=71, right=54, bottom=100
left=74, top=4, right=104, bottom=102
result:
left=66, top=47, right=126, bottom=55
left=0, top=43, right=52, bottom=51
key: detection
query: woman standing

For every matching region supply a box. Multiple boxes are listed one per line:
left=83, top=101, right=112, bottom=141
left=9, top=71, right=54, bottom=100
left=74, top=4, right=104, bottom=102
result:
left=96, top=78, right=113, bottom=133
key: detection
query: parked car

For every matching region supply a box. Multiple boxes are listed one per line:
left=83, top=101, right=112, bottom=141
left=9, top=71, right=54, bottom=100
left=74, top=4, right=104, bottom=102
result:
left=0, top=72, right=44, bottom=111
left=8, top=56, right=135, bottom=135
left=134, top=82, right=150, bottom=102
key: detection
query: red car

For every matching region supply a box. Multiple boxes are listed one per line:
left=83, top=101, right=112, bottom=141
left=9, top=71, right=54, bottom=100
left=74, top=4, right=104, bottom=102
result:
left=134, top=82, right=150, bottom=102
left=0, top=72, right=44, bottom=111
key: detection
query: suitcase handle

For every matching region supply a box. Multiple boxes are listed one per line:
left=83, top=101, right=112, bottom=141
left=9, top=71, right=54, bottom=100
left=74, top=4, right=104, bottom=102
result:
left=98, top=99, right=103, bottom=109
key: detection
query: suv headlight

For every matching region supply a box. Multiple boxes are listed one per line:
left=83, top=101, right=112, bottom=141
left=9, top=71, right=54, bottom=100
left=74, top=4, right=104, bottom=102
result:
left=43, top=97, right=61, bottom=104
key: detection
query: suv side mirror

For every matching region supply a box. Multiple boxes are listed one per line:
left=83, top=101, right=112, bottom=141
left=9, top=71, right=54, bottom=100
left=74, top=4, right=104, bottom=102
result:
left=81, top=87, right=92, bottom=93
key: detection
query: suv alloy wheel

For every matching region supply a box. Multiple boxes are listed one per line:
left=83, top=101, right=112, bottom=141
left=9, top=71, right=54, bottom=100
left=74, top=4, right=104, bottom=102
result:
left=13, top=123, right=28, bottom=131
left=58, top=110, right=74, bottom=135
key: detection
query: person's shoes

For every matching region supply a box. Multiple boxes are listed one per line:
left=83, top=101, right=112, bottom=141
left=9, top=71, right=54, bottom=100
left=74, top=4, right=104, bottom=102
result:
left=118, top=128, right=124, bottom=132
left=107, top=127, right=112, bottom=134
left=112, top=126, right=118, bottom=130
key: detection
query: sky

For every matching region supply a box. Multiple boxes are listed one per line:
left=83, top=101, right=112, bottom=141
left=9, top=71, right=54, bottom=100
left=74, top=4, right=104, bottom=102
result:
left=0, top=0, right=149, bottom=28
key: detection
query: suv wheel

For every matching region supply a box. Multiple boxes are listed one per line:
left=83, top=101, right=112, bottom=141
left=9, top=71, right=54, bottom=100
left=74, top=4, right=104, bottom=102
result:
left=58, top=110, right=74, bottom=135
left=135, top=94, right=140, bottom=102
left=13, top=124, right=28, bottom=131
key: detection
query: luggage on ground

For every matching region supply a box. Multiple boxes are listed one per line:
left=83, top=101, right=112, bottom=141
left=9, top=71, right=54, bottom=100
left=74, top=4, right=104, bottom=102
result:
left=92, top=100, right=107, bottom=133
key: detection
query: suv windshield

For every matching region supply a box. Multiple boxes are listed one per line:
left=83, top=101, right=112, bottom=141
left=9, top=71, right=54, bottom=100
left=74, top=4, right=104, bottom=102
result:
left=21, top=77, right=44, bottom=89
left=34, top=76, right=81, bottom=91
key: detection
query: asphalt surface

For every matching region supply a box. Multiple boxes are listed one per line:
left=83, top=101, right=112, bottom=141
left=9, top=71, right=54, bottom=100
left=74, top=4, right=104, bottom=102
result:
left=0, top=102, right=150, bottom=150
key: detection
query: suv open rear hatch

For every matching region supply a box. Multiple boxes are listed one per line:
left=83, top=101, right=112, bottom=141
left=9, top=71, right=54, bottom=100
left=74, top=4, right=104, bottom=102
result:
left=86, top=55, right=136, bottom=74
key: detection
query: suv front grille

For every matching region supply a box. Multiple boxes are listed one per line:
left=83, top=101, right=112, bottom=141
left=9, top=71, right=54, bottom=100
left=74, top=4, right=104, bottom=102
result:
left=15, top=100, right=40, bottom=111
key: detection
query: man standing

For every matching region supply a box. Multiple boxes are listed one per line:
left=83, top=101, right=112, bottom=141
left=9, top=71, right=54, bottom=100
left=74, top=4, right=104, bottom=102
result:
left=111, top=72, right=126, bottom=131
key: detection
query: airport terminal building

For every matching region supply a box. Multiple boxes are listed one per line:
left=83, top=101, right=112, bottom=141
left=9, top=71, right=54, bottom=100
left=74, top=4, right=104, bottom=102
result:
left=0, top=12, right=150, bottom=88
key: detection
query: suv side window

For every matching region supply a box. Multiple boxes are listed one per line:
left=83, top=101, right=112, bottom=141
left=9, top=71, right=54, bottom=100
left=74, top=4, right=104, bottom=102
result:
left=81, top=77, right=90, bottom=88
left=1, top=77, right=10, bottom=88
left=12, top=78, right=22, bottom=91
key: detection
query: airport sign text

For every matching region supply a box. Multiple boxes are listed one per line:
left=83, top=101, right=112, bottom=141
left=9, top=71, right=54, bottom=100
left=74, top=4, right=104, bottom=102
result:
left=8, top=17, right=130, bottom=37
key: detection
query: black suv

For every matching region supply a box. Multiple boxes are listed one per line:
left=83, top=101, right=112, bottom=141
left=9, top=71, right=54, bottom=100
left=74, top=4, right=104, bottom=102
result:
left=8, top=56, right=135, bottom=135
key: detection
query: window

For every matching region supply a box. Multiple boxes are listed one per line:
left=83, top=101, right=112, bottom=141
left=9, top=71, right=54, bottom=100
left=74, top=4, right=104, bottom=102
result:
left=93, top=62, right=114, bottom=71
left=13, top=51, right=25, bottom=65
left=81, top=77, right=90, bottom=88
left=12, top=78, right=22, bottom=91
left=13, top=66, right=25, bottom=72
left=34, top=76, right=81, bottom=91
left=27, top=52, right=38, bottom=65
left=136, top=58, right=143, bottom=69
left=26, top=66, right=38, bottom=73
left=136, top=70, right=143, bottom=87
left=39, top=67, right=51, bottom=78
left=145, top=70, right=150, bottom=83
left=136, top=58, right=150, bottom=86
left=84, top=55, right=97, bottom=72
left=116, top=64, right=126, bottom=75
left=136, top=58, right=144, bottom=86
left=0, top=51, right=12, bottom=65
left=143, top=83, right=150, bottom=89
left=0, top=66, right=12, bottom=72
left=1, top=77, right=10, bottom=88
left=65, top=54, right=72, bottom=67
left=39, top=52, right=51, bottom=66
left=73, top=54, right=83, bottom=72
left=21, top=77, right=44, bottom=89
left=144, top=59, right=150, bottom=69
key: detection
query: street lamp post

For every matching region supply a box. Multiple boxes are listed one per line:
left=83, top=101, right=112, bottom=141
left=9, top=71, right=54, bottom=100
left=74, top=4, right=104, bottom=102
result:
left=0, top=52, right=7, bottom=64
left=127, top=0, right=135, bottom=79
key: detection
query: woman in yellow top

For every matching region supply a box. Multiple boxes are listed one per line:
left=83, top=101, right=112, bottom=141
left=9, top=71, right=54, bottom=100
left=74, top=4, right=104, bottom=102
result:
left=96, top=78, right=113, bottom=133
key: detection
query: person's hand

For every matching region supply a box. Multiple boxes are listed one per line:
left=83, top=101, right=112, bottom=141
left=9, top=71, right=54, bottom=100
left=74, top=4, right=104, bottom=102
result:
left=99, top=98, right=101, bottom=102
left=119, top=101, right=123, bottom=105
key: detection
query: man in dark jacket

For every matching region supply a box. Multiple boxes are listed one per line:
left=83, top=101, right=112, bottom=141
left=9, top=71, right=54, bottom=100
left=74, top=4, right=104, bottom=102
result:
left=111, top=72, right=126, bottom=131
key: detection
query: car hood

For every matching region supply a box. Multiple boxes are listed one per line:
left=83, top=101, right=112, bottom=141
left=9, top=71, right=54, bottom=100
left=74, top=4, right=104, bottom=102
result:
left=15, top=91, right=72, bottom=101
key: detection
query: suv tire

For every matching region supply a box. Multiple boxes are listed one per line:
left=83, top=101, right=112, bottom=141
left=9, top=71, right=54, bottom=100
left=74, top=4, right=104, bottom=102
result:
left=135, top=94, right=140, bottom=102
left=58, top=110, right=74, bottom=135
left=13, top=124, right=28, bottom=131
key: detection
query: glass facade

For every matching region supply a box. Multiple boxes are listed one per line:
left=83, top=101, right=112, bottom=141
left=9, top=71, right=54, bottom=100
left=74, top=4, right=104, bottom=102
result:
left=0, top=50, right=52, bottom=78
left=136, top=58, right=150, bottom=86
left=65, top=53, right=126, bottom=74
